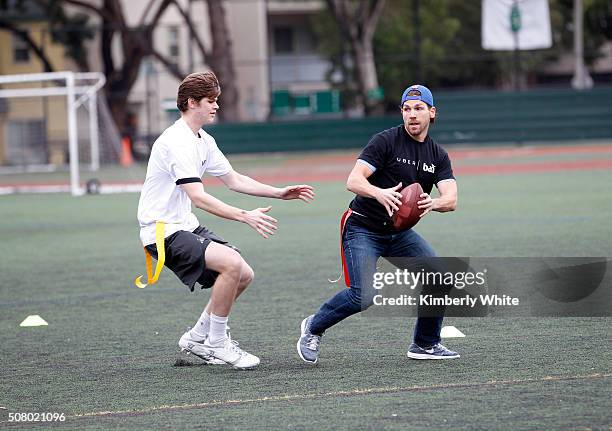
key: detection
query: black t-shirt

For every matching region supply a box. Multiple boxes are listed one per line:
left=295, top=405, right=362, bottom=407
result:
left=349, top=125, right=455, bottom=232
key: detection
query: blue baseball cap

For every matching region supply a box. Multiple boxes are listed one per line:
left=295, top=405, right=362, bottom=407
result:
left=400, top=85, right=434, bottom=107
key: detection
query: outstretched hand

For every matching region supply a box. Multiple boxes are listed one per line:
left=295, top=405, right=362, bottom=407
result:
left=243, top=206, right=278, bottom=239
left=375, top=182, right=403, bottom=217
left=279, top=185, right=315, bottom=202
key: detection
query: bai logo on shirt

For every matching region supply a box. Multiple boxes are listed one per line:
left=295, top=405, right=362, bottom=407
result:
left=422, top=163, right=436, bottom=173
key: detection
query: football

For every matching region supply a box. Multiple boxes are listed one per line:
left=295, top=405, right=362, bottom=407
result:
left=392, top=182, right=425, bottom=230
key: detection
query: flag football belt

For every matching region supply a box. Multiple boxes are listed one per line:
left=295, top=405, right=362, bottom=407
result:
left=134, top=221, right=166, bottom=288
left=339, top=208, right=353, bottom=288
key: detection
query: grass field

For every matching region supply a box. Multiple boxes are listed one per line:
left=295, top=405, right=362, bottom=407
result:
left=0, top=143, right=611, bottom=430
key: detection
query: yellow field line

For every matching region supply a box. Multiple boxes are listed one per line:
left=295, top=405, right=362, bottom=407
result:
left=70, top=373, right=611, bottom=419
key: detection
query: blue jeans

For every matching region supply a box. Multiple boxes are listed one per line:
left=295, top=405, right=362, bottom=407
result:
left=309, top=217, right=444, bottom=348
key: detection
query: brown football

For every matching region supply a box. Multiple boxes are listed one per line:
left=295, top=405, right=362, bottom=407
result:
left=392, top=182, right=425, bottom=230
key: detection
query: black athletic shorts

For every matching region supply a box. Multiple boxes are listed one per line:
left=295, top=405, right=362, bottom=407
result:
left=145, top=226, right=240, bottom=292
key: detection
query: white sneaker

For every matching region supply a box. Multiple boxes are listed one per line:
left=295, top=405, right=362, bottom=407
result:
left=202, top=337, right=260, bottom=369
left=178, top=330, right=226, bottom=365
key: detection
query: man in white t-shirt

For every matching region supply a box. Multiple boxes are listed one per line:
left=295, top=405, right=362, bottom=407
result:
left=137, top=71, right=314, bottom=369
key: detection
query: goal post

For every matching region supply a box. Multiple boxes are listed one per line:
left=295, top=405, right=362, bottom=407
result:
left=0, top=71, right=107, bottom=196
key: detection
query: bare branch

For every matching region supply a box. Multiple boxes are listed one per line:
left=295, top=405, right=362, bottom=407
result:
left=101, top=21, right=115, bottom=76
left=356, top=0, right=369, bottom=27
left=364, top=0, right=386, bottom=41
left=151, top=49, right=186, bottom=81
left=170, top=0, right=209, bottom=62
left=60, top=0, right=115, bottom=22
left=0, top=19, right=55, bottom=72
left=105, top=0, right=128, bottom=33
left=147, top=0, right=173, bottom=29
left=326, top=0, right=357, bottom=41
left=138, top=0, right=154, bottom=27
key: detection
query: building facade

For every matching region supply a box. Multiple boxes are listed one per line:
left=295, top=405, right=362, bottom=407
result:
left=0, top=3, right=71, bottom=166
left=122, top=0, right=334, bottom=140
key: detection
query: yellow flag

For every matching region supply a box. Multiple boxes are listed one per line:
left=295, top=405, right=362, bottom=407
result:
left=135, top=222, right=166, bottom=288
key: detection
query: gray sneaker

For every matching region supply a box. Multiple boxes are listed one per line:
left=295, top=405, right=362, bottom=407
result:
left=297, top=315, right=322, bottom=364
left=406, top=343, right=460, bottom=360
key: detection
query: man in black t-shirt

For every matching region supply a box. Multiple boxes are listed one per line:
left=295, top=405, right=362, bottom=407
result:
left=297, top=85, right=460, bottom=363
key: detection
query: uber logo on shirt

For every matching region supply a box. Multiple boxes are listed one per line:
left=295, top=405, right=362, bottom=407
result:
left=396, top=157, right=417, bottom=165
left=422, top=162, right=436, bottom=173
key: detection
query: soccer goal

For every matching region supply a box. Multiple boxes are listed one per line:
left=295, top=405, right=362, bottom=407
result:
left=0, top=71, right=119, bottom=196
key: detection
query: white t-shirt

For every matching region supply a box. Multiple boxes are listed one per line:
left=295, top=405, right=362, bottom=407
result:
left=137, top=117, right=232, bottom=245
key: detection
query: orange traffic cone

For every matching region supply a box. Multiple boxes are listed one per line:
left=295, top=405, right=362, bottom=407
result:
left=120, top=137, right=134, bottom=167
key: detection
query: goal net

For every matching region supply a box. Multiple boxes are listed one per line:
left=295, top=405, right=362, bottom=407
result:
left=0, top=71, right=121, bottom=196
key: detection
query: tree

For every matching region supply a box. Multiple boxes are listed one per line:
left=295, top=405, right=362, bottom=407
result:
left=323, top=0, right=387, bottom=116
left=314, top=0, right=612, bottom=110
left=207, top=0, right=239, bottom=122
left=0, top=19, right=56, bottom=72
left=171, top=0, right=240, bottom=122
left=51, top=0, right=176, bottom=133
left=374, top=0, right=460, bottom=106
left=6, top=0, right=240, bottom=131
left=0, top=0, right=94, bottom=72
left=555, top=0, right=612, bottom=64
left=313, top=0, right=460, bottom=113
left=46, top=0, right=95, bottom=71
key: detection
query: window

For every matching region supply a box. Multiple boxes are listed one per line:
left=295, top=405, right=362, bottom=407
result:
left=13, top=32, right=30, bottom=63
left=298, top=27, right=316, bottom=54
left=6, top=119, right=47, bottom=165
left=274, top=27, right=294, bottom=54
left=140, top=57, right=155, bottom=75
left=168, top=27, right=180, bottom=67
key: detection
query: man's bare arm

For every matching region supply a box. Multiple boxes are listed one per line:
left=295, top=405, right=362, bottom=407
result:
left=181, top=182, right=278, bottom=238
left=219, top=170, right=315, bottom=202
left=346, top=162, right=403, bottom=217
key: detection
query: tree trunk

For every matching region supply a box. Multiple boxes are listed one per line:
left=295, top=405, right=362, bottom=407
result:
left=325, top=0, right=386, bottom=116
left=352, top=38, right=383, bottom=116
left=99, top=0, right=171, bottom=134
left=59, top=0, right=233, bottom=131
left=207, top=0, right=240, bottom=122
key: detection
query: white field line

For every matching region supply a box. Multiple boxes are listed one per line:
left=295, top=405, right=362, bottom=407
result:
left=70, top=373, right=610, bottom=419
left=0, top=183, right=142, bottom=195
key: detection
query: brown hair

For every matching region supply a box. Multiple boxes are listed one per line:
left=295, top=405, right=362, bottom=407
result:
left=176, top=71, right=220, bottom=112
